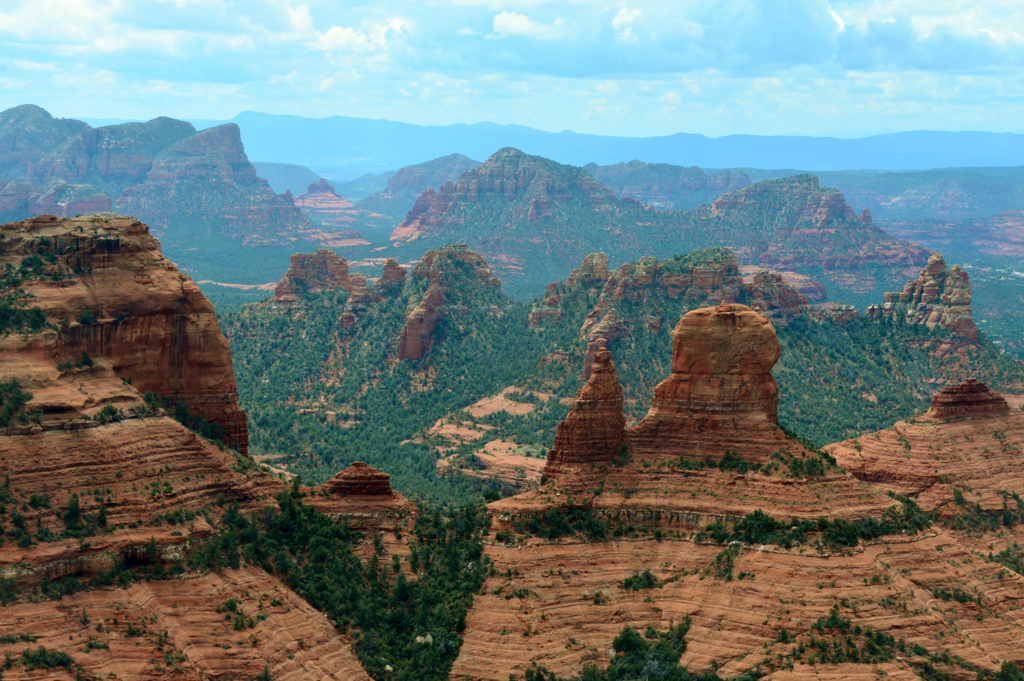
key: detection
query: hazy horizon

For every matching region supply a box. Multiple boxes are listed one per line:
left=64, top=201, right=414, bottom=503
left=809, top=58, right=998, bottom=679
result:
left=3, top=1, right=1024, bottom=138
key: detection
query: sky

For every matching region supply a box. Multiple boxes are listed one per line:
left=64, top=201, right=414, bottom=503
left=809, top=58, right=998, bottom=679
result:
left=1, top=0, right=1023, bottom=137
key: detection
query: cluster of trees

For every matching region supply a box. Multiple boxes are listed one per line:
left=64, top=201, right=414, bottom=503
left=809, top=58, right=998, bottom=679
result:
left=188, top=494, right=489, bottom=680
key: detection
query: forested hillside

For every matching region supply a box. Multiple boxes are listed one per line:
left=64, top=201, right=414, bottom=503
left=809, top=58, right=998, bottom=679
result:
left=223, top=244, right=1024, bottom=503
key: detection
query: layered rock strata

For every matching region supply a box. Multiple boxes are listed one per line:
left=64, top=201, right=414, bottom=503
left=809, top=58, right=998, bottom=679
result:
left=828, top=379, right=1024, bottom=512
left=544, top=349, right=625, bottom=476
left=325, top=461, right=394, bottom=495
left=928, top=378, right=1010, bottom=418
left=292, top=179, right=371, bottom=244
left=312, top=462, right=414, bottom=531
left=866, top=253, right=978, bottom=341
left=273, top=248, right=354, bottom=302
left=626, top=304, right=781, bottom=462
left=0, top=213, right=248, bottom=451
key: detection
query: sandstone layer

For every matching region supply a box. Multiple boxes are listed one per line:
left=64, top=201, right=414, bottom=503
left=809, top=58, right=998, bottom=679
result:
left=544, top=349, right=626, bottom=475
left=312, top=462, right=414, bottom=531
left=828, top=379, right=1024, bottom=513
left=273, top=248, right=354, bottom=302
left=0, top=213, right=248, bottom=451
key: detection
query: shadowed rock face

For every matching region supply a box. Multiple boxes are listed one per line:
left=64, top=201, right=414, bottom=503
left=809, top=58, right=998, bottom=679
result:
left=544, top=348, right=625, bottom=475
left=928, top=378, right=1010, bottom=419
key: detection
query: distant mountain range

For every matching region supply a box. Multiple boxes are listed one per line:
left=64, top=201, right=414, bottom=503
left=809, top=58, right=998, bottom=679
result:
left=163, top=111, right=1024, bottom=181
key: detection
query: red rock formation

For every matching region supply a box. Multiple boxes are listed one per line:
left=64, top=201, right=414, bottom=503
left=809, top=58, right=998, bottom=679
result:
left=741, top=266, right=826, bottom=303
left=397, top=244, right=500, bottom=360
left=273, top=249, right=353, bottom=302
left=115, top=124, right=316, bottom=248
left=867, top=253, right=978, bottom=341
left=626, top=304, right=781, bottom=462
left=928, top=378, right=1010, bottom=419
left=544, top=348, right=625, bottom=477
left=325, top=461, right=394, bottom=496
left=0, top=213, right=248, bottom=452
left=374, top=257, right=407, bottom=290
left=828, top=380, right=1023, bottom=513
left=292, top=179, right=372, bottom=244
left=744, top=270, right=808, bottom=320
left=398, top=286, right=445, bottom=360
left=312, top=462, right=414, bottom=531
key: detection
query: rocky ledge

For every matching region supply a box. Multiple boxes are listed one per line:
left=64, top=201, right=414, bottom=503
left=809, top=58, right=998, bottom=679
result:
left=928, top=378, right=1010, bottom=419
left=828, top=379, right=1024, bottom=514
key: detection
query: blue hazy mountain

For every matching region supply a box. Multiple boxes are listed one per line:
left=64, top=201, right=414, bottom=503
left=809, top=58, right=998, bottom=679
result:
left=179, top=111, right=1024, bottom=181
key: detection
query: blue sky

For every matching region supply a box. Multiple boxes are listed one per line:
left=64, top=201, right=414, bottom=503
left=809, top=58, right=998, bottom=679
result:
left=1, top=0, right=1022, bottom=137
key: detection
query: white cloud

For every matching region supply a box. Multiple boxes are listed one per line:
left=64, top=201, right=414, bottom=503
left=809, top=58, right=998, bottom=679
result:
left=612, top=7, right=640, bottom=30
left=492, top=11, right=563, bottom=40
left=312, top=19, right=407, bottom=52
left=14, top=60, right=59, bottom=71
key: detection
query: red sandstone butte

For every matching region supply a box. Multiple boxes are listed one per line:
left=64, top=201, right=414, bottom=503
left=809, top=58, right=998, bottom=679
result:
left=326, top=461, right=394, bottom=495
left=312, top=462, right=414, bottom=531
left=0, top=213, right=248, bottom=451
left=627, top=303, right=781, bottom=461
left=928, top=378, right=1010, bottom=418
left=273, top=248, right=354, bottom=302
left=545, top=348, right=626, bottom=477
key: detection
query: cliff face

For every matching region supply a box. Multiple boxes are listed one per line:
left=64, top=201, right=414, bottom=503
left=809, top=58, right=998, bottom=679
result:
left=0, top=213, right=248, bottom=451
left=544, top=349, right=625, bottom=475
left=0, top=105, right=330, bottom=257
left=116, top=123, right=318, bottom=247
left=866, top=253, right=978, bottom=341
left=625, top=304, right=781, bottom=462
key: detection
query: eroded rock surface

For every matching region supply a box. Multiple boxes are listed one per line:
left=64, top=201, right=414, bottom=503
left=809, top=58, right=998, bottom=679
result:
left=0, top=213, right=248, bottom=451
left=627, top=304, right=781, bottom=462
left=545, top=349, right=625, bottom=476
left=828, top=380, right=1024, bottom=512
left=273, top=248, right=354, bottom=302
left=867, top=253, right=978, bottom=341
left=928, top=378, right=1010, bottom=418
